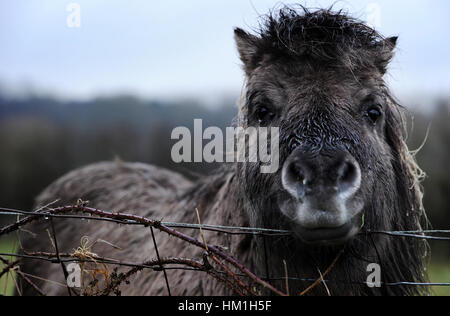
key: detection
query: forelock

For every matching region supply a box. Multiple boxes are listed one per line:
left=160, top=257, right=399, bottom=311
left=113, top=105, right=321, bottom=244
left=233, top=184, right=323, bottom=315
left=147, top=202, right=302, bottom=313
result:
left=254, top=6, right=392, bottom=70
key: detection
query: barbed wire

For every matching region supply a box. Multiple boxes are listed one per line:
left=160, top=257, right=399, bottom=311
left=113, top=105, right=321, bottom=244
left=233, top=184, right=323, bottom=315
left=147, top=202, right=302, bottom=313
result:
left=0, top=208, right=291, bottom=236
left=0, top=205, right=449, bottom=296
left=0, top=204, right=287, bottom=296
left=1, top=251, right=449, bottom=290
left=1, top=208, right=450, bottom=240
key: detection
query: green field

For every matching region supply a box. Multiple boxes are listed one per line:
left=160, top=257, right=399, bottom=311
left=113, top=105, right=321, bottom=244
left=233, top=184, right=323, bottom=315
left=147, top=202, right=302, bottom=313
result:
left=1, top=237, right=449, bottom=296
left=0, top=238, right=18, bottom=296
left=429, top=263, right=450, bottom=296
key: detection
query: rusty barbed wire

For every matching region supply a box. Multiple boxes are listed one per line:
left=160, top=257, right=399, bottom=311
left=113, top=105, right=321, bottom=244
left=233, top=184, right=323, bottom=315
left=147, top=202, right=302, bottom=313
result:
left=0, top=205, right=287, bottom=296
left=1, top=205, right=450, bottom=296
left=0, top=208, right=291, bottom=236
left=2, top=208, right=450, bottom=240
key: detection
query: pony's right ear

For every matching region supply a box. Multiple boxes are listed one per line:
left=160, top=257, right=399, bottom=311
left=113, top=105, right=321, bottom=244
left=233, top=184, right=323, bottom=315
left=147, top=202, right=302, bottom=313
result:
left=234, top=28, right=260, bottom=75
left=375, top=36, right=398, bottom=75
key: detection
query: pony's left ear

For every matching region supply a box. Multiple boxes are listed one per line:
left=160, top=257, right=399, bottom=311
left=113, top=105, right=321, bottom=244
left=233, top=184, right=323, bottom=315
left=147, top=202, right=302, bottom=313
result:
left=376, top=36, right=398, bottom=74
left=234, top=28, right=261, bottom=76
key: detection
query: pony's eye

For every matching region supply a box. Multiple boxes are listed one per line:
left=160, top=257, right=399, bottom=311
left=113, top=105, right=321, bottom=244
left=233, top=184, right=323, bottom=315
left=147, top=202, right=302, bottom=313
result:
left=366, top=107, right=382, bottom=124
left=255, top=106, right=275, bottom=125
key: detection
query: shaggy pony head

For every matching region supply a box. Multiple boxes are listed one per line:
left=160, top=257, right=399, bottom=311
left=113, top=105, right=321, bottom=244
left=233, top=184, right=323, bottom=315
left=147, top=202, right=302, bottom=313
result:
left=233, top=6, right=428, bottom=295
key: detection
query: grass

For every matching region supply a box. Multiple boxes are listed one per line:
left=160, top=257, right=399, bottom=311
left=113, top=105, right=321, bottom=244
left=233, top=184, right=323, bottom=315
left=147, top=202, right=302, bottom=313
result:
left=0, top=237, right=19, bottom=296
left=429, top=263, right=450, bottom=296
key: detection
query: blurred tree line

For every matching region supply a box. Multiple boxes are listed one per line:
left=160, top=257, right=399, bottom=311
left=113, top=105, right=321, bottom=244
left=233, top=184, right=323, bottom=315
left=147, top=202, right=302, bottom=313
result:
left=0, top=94, right=448, bottom=258
left=0, top=94, right=235, bottom=210
left=407, top=101, right=450, bottom=260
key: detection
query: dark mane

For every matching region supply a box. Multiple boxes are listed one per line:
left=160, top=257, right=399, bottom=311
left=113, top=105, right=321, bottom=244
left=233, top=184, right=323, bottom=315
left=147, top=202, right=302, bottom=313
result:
left=244, top=6, right=396, bottom=71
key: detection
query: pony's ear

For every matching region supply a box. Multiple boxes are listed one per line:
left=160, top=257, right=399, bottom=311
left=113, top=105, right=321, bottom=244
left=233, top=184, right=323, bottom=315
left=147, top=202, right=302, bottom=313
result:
left=375, top=36, right=398, bottom=74
left=234, top=28, right=260, bottom=75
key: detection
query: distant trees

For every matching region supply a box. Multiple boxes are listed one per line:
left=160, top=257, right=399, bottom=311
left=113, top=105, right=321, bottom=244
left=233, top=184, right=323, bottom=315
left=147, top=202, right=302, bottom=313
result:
left=408, top=101, right=450, bottom=259
left=0, top=95, right=235, bottom=217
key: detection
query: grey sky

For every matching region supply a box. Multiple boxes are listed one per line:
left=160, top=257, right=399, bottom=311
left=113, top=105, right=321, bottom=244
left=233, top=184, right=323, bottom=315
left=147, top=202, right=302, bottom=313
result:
left=1, top=0, right=449, bottom=103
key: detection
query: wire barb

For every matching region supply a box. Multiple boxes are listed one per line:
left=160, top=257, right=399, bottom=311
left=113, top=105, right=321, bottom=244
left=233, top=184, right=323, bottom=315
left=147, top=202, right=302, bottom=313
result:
left=150, top=227, right=171, bottom=296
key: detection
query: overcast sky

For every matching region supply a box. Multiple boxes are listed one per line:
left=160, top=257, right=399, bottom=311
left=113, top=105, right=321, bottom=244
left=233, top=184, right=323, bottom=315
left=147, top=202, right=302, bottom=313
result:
left=1, top=0, right=449, bottom=104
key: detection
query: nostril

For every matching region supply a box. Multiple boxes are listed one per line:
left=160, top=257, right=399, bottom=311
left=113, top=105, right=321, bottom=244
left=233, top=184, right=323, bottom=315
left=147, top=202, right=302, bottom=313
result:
left=337, top=160, right=360, bottom=193
left=282, top=160, right=309, bottom=200
left=338, top=161, right=353, bottom=181
left=290, top=163, right=307, bottom=185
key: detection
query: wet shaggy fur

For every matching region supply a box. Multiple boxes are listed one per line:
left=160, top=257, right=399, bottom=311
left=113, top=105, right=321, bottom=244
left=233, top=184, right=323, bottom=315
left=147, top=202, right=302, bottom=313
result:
left=21, top=7, right=428, bottom=296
